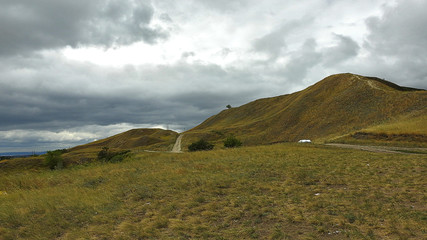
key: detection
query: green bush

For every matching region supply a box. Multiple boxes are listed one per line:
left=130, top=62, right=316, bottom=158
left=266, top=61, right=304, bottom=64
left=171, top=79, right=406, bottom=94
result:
left=224, top=135, right=242, bottom=148
left=97, top=147, right=110, bottom=161
left=97, top=147, right=131, bottom=162
left=109, top=151, right=131, bottom=162
left=188, top=139, right=214, bottom=152
left=44, top=150, right=64, bottom=170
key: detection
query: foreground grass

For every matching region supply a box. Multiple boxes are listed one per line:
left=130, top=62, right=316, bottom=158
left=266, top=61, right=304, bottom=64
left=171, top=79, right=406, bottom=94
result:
left=0, top=144, right=426, bottom=239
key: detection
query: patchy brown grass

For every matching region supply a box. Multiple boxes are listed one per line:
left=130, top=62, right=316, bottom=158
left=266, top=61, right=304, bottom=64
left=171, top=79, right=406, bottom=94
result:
left=0, top=143, right=426, bottom=239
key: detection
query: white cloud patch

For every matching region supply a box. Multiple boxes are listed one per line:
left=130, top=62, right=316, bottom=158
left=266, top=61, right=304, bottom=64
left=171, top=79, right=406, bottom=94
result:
left=0, top=130, right=97, bottom=143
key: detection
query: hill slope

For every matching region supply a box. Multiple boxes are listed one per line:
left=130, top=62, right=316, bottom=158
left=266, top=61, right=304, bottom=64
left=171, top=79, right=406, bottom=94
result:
left=0, top=128, right=179, bottom=171
left=184, top=73, right=427, bottom=147
left=64, top=128, right=178, bottom=164
left=70, top=128, right=178, bottom=151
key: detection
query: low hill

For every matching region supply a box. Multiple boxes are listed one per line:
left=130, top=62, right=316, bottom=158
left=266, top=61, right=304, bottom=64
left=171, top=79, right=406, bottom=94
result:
left=184, top=73, right=427, bottom=147
left=64, top=128, right=178, bottom=164
left=70, top=128, right=178, bottom=151
left=0, top=128, right=179, bottom=171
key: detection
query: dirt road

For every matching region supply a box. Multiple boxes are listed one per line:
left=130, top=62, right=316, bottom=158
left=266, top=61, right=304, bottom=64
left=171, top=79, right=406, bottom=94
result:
left=325, top=143, right=427, bottom=154
left=172, top=134, right=183, bottom=153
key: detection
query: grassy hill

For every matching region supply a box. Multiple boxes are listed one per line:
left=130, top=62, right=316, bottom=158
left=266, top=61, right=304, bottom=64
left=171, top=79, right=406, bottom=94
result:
left=183, top=73, right=427, bottom=148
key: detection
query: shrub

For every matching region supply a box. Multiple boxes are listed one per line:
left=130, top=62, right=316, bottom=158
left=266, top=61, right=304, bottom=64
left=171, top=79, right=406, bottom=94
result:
left=109, top=150, right=131, bottom=162
left=97, top=147, right=110, bottom=161
left=188, top=139, right=214, bottom=152
left=97, top=147, right=131, bottom=162
left=224, top=135, right=242, bottom=148
left=44, top=150, right=64, bottom=170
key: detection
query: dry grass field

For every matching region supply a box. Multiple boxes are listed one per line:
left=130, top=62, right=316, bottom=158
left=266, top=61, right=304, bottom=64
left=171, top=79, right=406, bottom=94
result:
left=1, top=143, right=426, bottom=239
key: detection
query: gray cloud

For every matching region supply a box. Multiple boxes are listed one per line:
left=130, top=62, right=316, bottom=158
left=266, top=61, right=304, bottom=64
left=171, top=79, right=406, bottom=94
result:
left=0, top=55, right=274, bottom=136
left=281, top=38, right=322, bottom=81
left=365, top=0, right=427, bottom=56
left=359, top=0, right=427, bottom=88
left=195, top=0, right=252, bottom=12
left=253, top=18, right=313, bottom=60
left=322, top=34, right=360, bottom=67
left=0, top=0, right=168, bottom=56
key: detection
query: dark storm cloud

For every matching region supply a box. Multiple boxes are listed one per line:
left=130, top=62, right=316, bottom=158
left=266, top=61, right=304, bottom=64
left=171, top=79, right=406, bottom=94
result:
left=0, top=0, right=168, bottom=56
left=0, top=55, right=272, bottom=136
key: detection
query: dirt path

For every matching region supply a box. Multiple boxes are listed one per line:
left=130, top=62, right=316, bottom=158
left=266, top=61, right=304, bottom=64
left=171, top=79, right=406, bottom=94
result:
left=325, top=143, right=427, bottom=154
left=171, top=134, right=183, bottom=153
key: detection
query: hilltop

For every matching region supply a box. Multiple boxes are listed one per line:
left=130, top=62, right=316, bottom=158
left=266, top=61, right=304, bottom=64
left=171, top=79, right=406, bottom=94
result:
left=183, top=73, right=427, bottom=147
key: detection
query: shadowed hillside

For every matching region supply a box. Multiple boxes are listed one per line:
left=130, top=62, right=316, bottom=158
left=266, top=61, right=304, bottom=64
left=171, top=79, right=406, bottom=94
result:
left=184, top=73, right=427, bottom=147
left=63, top=128, right=178, bottom=164
left=71, top=128, right=178, bottom=151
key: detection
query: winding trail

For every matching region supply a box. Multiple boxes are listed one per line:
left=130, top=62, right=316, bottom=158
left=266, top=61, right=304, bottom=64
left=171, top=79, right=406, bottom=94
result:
left=171, top=134, right=183, bottom=153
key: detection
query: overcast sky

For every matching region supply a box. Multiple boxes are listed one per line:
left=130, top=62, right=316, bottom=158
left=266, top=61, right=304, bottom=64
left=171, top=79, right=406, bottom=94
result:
left=1, top=0, right=426, bottom=152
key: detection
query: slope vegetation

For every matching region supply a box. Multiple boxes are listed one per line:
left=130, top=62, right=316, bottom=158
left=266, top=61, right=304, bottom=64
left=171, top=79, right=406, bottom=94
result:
left=71, top=128, right=178, bottom=151
left=64, top=128, right=178, bottom=164
left=184, top=73, right=427, bottom=147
